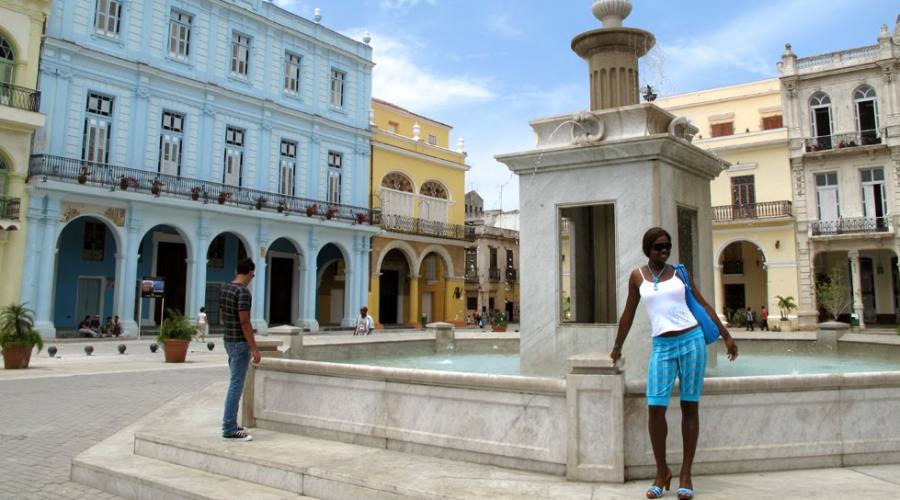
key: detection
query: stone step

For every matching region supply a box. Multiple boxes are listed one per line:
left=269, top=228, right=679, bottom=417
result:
left=132, top=429, right=603, bottom=499
left=72, top=445, right=314, bottom=500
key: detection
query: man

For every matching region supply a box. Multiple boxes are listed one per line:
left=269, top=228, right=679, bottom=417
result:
left=78, top=315, right=99, bottom=338
left=354, top=306, right=374, bottom=336
left=745, top=307, right=755, bottom=331
left=760, top=305, right=769, bottom=331
left=111, top=315, right=123, bottom=337
left=219, top=257, right=261, bottom=441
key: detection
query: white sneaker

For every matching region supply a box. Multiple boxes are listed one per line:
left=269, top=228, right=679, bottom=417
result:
left=223, top=430, right=253, bottom=441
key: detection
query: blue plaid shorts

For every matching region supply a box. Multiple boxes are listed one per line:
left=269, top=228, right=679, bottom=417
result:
left=646, top=327, right=707, bottom=407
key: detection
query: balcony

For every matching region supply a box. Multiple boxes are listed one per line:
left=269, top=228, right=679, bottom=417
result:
left=713, top=201, right=792, bottom=223
left=804, top=130, right=882, bottom=153
left=0, top=83, right=41, bottom=113
left=505, top=268, right=517, bottom=282
left=722, top=260, right=744, bottom=275
left=0, top=197, right=21, bottom=230
left=465, top=268, right=479, bottom=283
left=28, top=154, right=373, bottom=225
left=811, top=217, right=890, bottom=236
left=376, top=212, right=475, bottom=241
left=488, top=268, right=501, bottom=281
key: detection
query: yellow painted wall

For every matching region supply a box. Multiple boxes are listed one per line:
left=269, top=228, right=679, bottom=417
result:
left=372, top=99, right=452, bottom=149
left=0, top=0, right=51, bottom=307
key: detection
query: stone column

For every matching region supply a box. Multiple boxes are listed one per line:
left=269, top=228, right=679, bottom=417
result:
left=193, top=226, right=210, bottom=325
left=118, top=217, right=142, bottom=336
left=408, top=274, right=420, bottom=327
left=341, top=267, right=355, bottom=327
left=300, top=237, right=320, bottom=332
left=19, top=200, right=44, bottom=310
left=848, top=250, right=865, bottom=329
left=713, top=264, right=725, bottom=321
left=33, top=204, right=60, bottom=338
left=369, top=273, right=381, bottom=328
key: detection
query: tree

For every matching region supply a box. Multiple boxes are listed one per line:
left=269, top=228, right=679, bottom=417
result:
left=815, top=265, right=851, bottom=321
left=775, top=295, right=798, bottom=321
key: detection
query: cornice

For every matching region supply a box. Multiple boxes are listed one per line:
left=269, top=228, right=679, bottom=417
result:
left=372, top=140, right=470, bottom=171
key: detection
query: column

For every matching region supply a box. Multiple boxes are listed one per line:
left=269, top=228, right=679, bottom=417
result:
left=408, top=275, right=420, bottom=327
left=848, top=250, right=865, bottom=329
left=192, top=230, right=209, bottom=325
left=341, top=267, right=356, bottom=327
left=369, top=273, right=381, bottom=328
left=252, top=229, right=269, bottom=334
left=129, top=86, right=150, bottom=168
left=19, top=200, right=45, bottom=309
left=713, top=264, right=725, bottom=321
left=307, top=135, right=321, bottom=200
left=293, top=258, right=305, bottom=326
left=198, top=106, right=216, bottom=180
left=118, top=222, right=142, bottom=336
left=301, top=233, right=320, bottom=331
left=33, top=203, right=61, bottom=338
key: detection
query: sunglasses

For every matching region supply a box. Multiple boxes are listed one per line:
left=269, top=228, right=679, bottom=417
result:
left=652, top=242, right=672, bottom=252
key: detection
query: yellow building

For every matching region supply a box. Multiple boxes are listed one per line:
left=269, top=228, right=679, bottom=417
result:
left=367, top=99, right=471, bottom=327
left=657, top=79, right=800, bottom=329
left=0, top=0, right=49, bottom=307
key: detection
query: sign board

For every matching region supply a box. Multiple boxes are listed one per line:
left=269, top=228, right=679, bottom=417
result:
left=140, top=276, right=166, bottom=298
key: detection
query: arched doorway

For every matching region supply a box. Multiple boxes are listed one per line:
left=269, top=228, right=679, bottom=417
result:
left=718, top=240, right=768, bottom=326
left=418, top=250, right=450, bottom=324
left=0, top=34, right=15, bottom=87
left=266, top=237, right=302, bottom=326
left=379, top=248, right=413, bottom=326
left=53, top=216, right=119, bottom=332
left=316, top=243, right=348, bottom=326
left=138, top=225, right=189, bottom=326
left=204, top=232, right=248, bottom=326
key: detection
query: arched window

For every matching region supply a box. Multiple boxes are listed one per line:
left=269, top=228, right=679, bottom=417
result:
left=0, top=35, right=14, bottom=86
left=809, top=92, right=833, bottom=150
left=420, top=181, right=448, bottom=199
left=853, top=85, right=880, bottom=145
left=381, top=172, right=413, bottom=192
left=0, top=155, right=8, bottom=196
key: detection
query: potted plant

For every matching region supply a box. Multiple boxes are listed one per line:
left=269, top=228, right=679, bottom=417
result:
left=355, top=212, right=368, bottom=224
left=1, top=303, right=44, bottom=369
left=255, top=196, right=267, bottom=210
left=217, top=192, right=231, bottom=205
left=157, top=309, right=193, bottom=363
left=775, top=295, right=798, bottom=332
left=277, top=200, right=287, bottom=214
left=78, top=165, right=89, bottom=185
left=190, top=187, right=202, bottom=201
left=150, top=178, right=162, bottom=196
left=119, top=176, right=137, bottom=191
left=326, top=206, right=339, bottom=220
left=306, top=203, right=319, bottom=217
left=492, top=311, right=508, bottom=333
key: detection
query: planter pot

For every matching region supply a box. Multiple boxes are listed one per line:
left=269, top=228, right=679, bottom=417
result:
left=2, top=344, right=35, bottom=369
left=218, top=195, right=228, bottom=205
left=162, top=339, right=190, bottom=363
left=151, top=185, right=161, bottom=196
left=119, top=181, right=129, bottom=191
left=77, top=175, right=87, bottom=185
left=191, top=192, right=200, bottom=201
left=779, top=319, right=793, bottom=332
left=492, top=326, right=507, bottom=333
left=255, top=202, right=264, bottom=210
left=277, top=205, right=285, bottom=213
left=306, top=207, right=317, bottom=217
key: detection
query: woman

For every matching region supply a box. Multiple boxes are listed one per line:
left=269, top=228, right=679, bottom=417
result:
left=610, top=227, right=737, bottom=499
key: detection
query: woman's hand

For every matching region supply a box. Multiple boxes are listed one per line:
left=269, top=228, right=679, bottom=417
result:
left=610, top=346, right=622, bottom=363
left=724, top=337, right=738, bottom=361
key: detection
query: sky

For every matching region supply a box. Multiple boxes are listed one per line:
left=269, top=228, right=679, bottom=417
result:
left=273, top=0, right=898, bottom=210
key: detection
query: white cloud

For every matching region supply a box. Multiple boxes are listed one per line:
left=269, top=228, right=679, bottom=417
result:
left=651, top=0, right=858, bottom=93
left=348, top=30, right=495, bottom=113
left=379, top=0, right=436, bottom=11
left=486, top=11, right=521, bottom=39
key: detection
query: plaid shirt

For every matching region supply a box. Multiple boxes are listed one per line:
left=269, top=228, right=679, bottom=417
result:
left=220, top=282, right=252, bottom=343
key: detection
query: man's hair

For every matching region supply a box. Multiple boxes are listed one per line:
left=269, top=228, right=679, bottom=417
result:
left=641, top=227, right=672, bottom=257
left=200, top=307, right=206, bottom=313
left=236, top=257, right=256, bottom=275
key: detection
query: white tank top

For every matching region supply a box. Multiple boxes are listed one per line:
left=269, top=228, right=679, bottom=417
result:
left=638, top=267, right=698, bottom=337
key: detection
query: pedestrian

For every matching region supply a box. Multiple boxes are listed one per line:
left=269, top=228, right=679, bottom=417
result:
left=745, top=307, right=755, bottom=331
left=219, top=257, right=261, bottom=441
left=196, top=306, right=209, bottom=341
left=610, top=227, right=737, bottom=500
left=760, top=306, right=769, bottom=331
left=354, top=306, right=374, bottom=336
left=111, top=315, right=123, bottom=337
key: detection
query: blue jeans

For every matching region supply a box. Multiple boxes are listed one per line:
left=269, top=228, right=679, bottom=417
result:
left=222, top=341, right=250, bottom=435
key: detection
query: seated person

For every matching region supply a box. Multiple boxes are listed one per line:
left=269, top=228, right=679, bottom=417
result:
left=101, top=316, right=113, bottom=336
left=111, top=316, right=123, bottom=337
left=78, top=315, right=99, bottom=338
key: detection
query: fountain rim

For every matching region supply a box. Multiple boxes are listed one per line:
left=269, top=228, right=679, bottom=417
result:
left=571, top=27, right=656, bottom=58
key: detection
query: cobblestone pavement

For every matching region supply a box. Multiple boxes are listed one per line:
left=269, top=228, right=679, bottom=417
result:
left=0, top=366, right=226, bottom=499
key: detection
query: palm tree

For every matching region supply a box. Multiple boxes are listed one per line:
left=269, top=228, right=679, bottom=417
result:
left=775, top=295, right=798, bottom=321
left=0, top=303, right=43, bottom=351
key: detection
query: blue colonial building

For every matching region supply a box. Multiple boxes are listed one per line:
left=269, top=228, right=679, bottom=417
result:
left=25, top=0, right=376, bottom=338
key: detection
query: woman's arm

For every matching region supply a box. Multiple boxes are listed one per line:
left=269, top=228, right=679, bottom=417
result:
left=610, top=270, right=642, bottom=362
left=689, top=273, right=739, bottom=361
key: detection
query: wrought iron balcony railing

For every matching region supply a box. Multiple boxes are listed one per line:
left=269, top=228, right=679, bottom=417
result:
left=488, top=268, right=501, bottom=281
left=465, top=268, right=479, bottom=283
left=376, top=212, right=475, bottom=241
left=811, top=217, right=890, bottom=236
left=28, top=154, right=374, bottom=224
left=805, top=130, right=882, bottom=153
left=0, top=196, right=21, bottom=221
left=505, top=268, right=517, bottom=282
left=0, top=83, right=41, bottom=113
left=722, top=260, right=744, bottom=275
left=713, top=201, right=793, bottom=223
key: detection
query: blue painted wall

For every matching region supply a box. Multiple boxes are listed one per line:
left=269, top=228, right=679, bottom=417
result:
left=53, top=218, right=117, bottom=328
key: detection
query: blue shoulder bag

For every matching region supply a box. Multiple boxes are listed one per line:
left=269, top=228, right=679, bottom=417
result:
left=672, top=264, right=720, bottom=345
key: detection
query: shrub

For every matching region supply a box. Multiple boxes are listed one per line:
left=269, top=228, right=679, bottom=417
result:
left=0, top=303, right=43, bottom=352
left=157, top=309, right=194, bottom=343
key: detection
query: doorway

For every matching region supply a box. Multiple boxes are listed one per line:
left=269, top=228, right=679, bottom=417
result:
left=860, top=257, right=876, bottom=324
left=76, top=277, right=103, bottom=323
left=724, top=284, right=746, bottom=322
left=380, top=270, right=399, bottom=324
left=154, top=241, right=187, bottom=321
left=268, top=257, right=294, bottom=325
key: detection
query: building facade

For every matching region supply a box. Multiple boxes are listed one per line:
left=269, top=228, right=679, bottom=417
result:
left=26, top=0, right=375, bottom=338
left=0, top=0, right=50, bottom=308
left=779, top=18, right=900, bottom=329
left=367, top=99, right=471, bottom=327
left=464, top=191, right=520, bottom=324
left=656, top=79, right=800, bottom=329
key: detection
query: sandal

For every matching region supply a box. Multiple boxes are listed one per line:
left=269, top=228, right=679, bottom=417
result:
left=646, top=470, right=672, bottom=499
left=676, top=487, right=694, bottom=500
